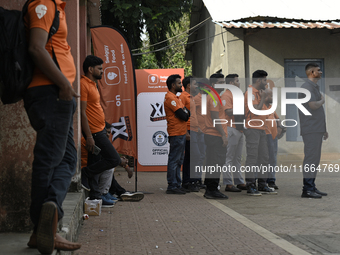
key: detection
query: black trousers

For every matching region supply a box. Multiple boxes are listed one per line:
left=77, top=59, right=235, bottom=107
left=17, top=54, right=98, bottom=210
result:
left=204, top=134, right=227, bottom=191
left=109, top=176, right=126, bottom=196
left=85, top=129, right=121, bottom=199
left=302, top=132, right=323, bottom=191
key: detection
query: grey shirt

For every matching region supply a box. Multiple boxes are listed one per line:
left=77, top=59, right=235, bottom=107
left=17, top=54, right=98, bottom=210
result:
left=298, top=79, right=326, bottom=135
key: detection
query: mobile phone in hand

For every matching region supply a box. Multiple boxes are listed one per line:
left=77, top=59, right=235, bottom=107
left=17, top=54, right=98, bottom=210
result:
left=93, top=145, right=101, bottom=155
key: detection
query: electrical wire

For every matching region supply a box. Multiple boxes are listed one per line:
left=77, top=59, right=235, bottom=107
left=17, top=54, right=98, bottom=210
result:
left=132, top=29, right=195, bottom=56
left=132, top=28, right=228, bottom=56
left=131, top=16, right=212, bottom=52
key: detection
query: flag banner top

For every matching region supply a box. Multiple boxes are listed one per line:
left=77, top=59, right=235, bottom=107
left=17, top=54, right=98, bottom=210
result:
left=91, top=26, right=137, bottom=157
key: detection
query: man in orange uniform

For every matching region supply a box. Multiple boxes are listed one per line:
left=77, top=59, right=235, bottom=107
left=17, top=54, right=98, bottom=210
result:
left=244, top=70, right=276, bottom=195
left=221, top=74, right=247, bottom=192
left=164, top=74, right=190, bottom=194
left=179, top=76, right=200, bottom=192
left=203, top=73, right=229, bottom=199
left=193, top=78, right=210, bottom=189
left=80, top=55, right=127, bottom=196
left=24, top=0, right=81, bottom=253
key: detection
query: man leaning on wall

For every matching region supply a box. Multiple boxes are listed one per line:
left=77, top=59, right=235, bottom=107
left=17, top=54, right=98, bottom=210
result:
left=24, top=0, right=81, bottom=253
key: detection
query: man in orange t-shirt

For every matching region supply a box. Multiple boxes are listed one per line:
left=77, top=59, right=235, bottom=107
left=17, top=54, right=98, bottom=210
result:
left=80, top=55, right=128, bottom=198
left=164, top=74, right=190, bottom=194
left=193, top=78, right=210, bottom=189
left=202, top=73, right=229, bottom=199
left=243, top=70, right=276, bottom=195
left=221, top=74, right=247, bottom=192
left=24, top=0, right=81, bottom=253
left=179, top=76, right=200, bottom=192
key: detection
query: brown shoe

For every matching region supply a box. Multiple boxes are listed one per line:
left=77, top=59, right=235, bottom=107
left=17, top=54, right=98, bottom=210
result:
left=27, top=233, right=81, bottom=251
left=37, top=201, right=58, bottom=254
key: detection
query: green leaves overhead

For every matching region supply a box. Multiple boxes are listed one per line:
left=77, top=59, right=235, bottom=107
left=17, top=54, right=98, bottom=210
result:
left=100, top=0, right=191, bottom=70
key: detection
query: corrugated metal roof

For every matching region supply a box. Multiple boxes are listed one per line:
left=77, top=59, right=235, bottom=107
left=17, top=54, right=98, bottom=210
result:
left=218, top=21, right=340, bottom=29
left=203, top=0, right=340, bottom=22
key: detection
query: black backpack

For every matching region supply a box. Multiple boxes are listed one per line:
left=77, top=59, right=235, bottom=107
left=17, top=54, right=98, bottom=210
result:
left=0, top=0, right=59, bottom=104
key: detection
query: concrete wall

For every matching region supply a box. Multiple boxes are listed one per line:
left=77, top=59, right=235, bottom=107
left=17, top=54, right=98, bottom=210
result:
left=229, top=28, right=340, bottom=155
left=191, top=22, right=340, bottom=157
left=191, top=6, right=218, bottom=77
left=0, top=0, right=83, bottom=232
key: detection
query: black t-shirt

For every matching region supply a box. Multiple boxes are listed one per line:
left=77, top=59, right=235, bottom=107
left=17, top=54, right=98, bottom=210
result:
left=298, top=79, right=326, bottom=135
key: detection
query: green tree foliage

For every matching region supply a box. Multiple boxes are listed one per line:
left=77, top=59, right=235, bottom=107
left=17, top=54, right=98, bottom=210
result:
left=139, top=13, right=192, bottom=75
left=162, top=13, right=192, bottom=76
left=100, top=0, right=191, bottom=71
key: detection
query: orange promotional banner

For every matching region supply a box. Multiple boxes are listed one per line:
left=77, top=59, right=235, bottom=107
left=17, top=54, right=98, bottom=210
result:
left=90, top=26, right=136, bottom=157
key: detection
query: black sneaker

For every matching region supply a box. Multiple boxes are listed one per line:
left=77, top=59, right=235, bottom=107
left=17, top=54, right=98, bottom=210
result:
left=188, top=182, right=200, bottom=192
left=166, top=188, right=186, bottom=194
left=247, top=184, right=262, bottom=196
left=268, top=182, right=279, bottom=190
left=179, top=186, right=191, bottom=193
left=182, top=182, right=190, bottom=189
left=236, top=184, right=247, bottom=190
left=225, top=185, right=242, bottom=192
left=258, top=185, right=278, bottom=195
left=81, top=168, right=91, bottom=191
left=204, top=190, right=228, bottom=199
left=301, top=190, right=322, bottom=198
left=197, top=181, right=206, bottom=189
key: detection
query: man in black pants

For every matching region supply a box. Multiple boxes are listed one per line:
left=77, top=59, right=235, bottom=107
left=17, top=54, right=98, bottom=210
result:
left=243, top=70, right=277, bottom=196
left=80, top=55, right=124, bottom=193
left=81, top=122, right=143, bottom=203
left=298, top=63, right=328, bottom=199
left=202, top=73, right=229, bottom=199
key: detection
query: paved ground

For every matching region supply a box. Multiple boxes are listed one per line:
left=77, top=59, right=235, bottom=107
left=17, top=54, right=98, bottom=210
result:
left=74, top=168, right=340, bottom=255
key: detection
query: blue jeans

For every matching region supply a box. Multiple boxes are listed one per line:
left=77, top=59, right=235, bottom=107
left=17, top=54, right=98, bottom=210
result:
left=182, top=131, right=191, bottom=184
left=167, top=135, right=186, bottom=190
left=24, top=85, right=77, bottom=227
left=266, top=134, right=278, bottom=183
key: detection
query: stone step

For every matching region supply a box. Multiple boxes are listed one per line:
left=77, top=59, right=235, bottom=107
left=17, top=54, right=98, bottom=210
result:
left=0, top=191, right=84, bottom=255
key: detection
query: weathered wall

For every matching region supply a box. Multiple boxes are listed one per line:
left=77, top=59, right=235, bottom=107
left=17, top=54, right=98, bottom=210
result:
left=191, top=6, right=214, bottom=78
left=0, top=0, right=82, bottom=232
left=0, top=100, right=34, bottom=232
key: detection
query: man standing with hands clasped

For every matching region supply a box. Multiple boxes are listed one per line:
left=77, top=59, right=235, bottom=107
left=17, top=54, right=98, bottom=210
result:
left=164, top=74, right=190, bottom=194
left=298, top=63, right=328, bottom=199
